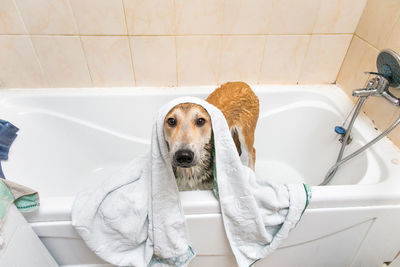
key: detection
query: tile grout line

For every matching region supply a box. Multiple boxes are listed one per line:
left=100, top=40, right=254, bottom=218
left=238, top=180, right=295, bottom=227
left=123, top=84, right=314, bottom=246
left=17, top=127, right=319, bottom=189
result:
left=0, top=33, right=357, bottom=37
left=121, top=0, right=137, bottom=86
left=257, top=35, right=268, bottom=85
left=296, top=0, right=323, bottom=84
left=379, top=11, right=400, bottom=50
left=257, top=0, right=275, bottom=85
left=335, top=33, right=356, bottom=85
left=352, top=0, right=368, bottom=38
left=77, top=36, right=94, bottom=86
left=296, top=35, right=312, bottom=84
left=12, top=0, right=49, bottom=87
left=310, top=0, right=323, bottom=35
left=173, top=0, right=179, bottom=86
left=217, top=0, right=227, bottom=85
left=67, top=0, right=94, bottom=86
left=354, top=34, right=380, bottom=51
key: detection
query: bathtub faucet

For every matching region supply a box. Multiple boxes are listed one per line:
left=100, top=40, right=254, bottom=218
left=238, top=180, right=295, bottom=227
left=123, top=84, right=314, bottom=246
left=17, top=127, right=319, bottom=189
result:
left=320, top=49, right=400, bottom=186
left=352, top=73, right=400, bottom=106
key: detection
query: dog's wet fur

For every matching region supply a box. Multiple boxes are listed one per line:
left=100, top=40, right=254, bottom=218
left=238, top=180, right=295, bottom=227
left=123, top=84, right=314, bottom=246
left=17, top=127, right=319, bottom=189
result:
left=163, top=82, right=259, bottom=191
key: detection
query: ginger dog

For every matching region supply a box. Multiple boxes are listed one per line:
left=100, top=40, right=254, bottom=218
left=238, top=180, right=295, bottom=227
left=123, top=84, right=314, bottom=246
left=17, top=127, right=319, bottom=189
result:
left=163, top=82, right=259, bottom=191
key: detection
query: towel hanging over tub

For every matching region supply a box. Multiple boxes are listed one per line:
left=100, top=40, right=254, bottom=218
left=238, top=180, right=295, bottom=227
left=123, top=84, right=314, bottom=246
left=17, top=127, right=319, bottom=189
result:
left=71, top=97, right=311, bottom=267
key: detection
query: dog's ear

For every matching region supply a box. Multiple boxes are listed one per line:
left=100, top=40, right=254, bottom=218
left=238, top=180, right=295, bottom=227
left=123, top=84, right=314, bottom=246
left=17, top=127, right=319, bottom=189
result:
left=231, top=128, right=242, bottom=156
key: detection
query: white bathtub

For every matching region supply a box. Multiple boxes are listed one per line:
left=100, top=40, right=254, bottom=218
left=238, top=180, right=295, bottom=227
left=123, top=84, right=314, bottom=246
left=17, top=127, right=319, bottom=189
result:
left=1, top=85, right=400, bottom=267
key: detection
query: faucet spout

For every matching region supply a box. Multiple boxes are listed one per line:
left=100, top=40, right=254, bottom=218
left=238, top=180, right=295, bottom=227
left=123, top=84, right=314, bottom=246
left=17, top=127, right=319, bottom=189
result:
left=382, top=90, right=400, bottom=106
left=352, top=75, right=400, bottom=106
left=352, top=88, right=377, bottom=97
left=352, top=78, right=380, bottom=97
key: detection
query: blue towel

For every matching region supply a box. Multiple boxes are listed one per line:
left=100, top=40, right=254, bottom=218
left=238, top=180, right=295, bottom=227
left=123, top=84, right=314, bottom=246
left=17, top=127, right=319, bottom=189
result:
left=0, top=120, right=19, bottom=179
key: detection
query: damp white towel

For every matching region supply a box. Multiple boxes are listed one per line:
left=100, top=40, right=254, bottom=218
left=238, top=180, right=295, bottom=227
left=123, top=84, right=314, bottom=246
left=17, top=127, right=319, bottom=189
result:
left=71, top=97, right=311, bottom=267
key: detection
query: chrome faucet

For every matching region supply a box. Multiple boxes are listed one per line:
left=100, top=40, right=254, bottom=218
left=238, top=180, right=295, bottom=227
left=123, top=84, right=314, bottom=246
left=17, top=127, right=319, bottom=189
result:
left=320, top=49, right=400, bottom=185
left=352, top=73, right=400, bottom=106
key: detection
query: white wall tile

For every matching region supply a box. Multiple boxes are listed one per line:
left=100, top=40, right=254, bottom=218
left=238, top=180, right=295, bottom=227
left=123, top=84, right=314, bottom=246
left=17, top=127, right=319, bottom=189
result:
left=70, top=0, right=127, bottom=35
left=176, top=36, right=221, bottom=85
left=299, top=34, right=352, bottom=84
left=175, top=0, right=224, bottom=34
left=222, top=0, right=272, bottom=34
left=0, top=36, right=47, bottom=88
left=313, top=0, right=367, bottom=34
left=219, top=36, right=265, bottom=84
left=269, top=0, right=321, bottom=34
left=0, top=0, right=26, bottom=34
left=16, top=0, right=77, bottom=34
left=81, top=36, right=134, bottom=87
left=124, top=0, right=175, bottom=35
left=32, top=36, right=91, bottom=87
left=130, top=36, right=176, bottom=86
left=260, top=35, right=310, bottom=84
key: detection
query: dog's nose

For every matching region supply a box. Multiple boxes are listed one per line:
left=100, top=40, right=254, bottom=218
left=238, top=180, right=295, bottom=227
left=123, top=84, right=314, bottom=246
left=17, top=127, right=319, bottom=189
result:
left=174, top=149, right=194, bottom=166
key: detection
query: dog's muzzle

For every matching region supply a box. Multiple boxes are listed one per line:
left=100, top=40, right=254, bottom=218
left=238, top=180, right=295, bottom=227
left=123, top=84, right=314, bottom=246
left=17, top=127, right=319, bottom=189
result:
left=174, top=149, right=195, bottom=168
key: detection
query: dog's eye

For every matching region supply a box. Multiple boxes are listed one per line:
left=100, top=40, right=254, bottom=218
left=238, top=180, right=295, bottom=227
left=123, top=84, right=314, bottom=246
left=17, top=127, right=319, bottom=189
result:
left=167, top=118, right=177, bottom=127
left=196, top=118, right=206, bottom=127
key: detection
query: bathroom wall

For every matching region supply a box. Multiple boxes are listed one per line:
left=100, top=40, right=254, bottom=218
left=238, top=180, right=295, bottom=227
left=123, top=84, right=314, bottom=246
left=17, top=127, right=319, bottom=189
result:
left=0, top=0, right=367, bottom=89
left=337, top=0, right=400, bottom=147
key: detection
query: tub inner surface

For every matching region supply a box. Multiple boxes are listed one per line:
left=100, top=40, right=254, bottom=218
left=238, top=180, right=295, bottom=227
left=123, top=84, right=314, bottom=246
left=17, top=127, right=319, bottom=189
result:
left=0, top=85, right=389, bottom=200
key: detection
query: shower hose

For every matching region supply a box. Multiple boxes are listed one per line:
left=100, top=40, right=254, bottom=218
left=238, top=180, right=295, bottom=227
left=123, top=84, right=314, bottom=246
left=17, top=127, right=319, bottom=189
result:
left=320, top=97, right=400, bottom=186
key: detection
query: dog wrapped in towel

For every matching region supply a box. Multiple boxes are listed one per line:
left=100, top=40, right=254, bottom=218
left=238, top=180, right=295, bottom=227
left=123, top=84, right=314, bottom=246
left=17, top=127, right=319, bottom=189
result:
left=72, top=97, right=311, bottom=267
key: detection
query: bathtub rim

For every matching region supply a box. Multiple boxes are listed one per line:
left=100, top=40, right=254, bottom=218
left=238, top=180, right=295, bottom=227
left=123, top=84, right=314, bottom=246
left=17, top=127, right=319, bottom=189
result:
left=1, top=84, right=399, bottom=222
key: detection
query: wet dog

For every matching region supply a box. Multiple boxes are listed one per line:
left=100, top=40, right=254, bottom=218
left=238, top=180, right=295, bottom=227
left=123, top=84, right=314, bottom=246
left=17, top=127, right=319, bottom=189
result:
left=163, top=82, right=259, bottom=191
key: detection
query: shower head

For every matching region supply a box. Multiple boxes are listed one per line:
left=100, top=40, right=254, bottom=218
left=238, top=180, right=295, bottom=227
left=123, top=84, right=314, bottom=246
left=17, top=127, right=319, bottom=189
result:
left=377, top=49, right=400, bottom=89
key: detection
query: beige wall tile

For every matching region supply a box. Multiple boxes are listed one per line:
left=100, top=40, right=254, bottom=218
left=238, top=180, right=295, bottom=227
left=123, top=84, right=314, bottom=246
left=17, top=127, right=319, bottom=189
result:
left=0, top=0, right=26, bottom=34
left=32, top=36, right=91, bottom=87
left=219, top=36, right=265, bottom=84
left=259, top=35, right=310, bottom=84
left=124, top=0, right=175, bottom=35
left=176, top=36, right=221, bottom=86
left=388, top=117, right=400, bottom=147
left=337, top=36, right=379, bottom=98
left=175, top=0, right=224, bottom=34
left=335, top=35, right=400, bottom=147
left=222, top=0, right=272, bottom=34
left=70, top=0, right=127, bottom=35
left=81, top=36, right=134, bottom=87
left=385, top=18, right=400, bottom=53
left=356, top=0, right=400, bottom=49
left=130, top=36, right=176, bottom=86
left=0, top=36, right=47, bottom=88
left=313, top=0, right=367, bottom=34
left=299, top=34, right=352, bottom=84
left=269, top=0, right=320, bottom=34
left=363, top=96, right=399, bottom=132
left=16, top=0, right=77, bottom=34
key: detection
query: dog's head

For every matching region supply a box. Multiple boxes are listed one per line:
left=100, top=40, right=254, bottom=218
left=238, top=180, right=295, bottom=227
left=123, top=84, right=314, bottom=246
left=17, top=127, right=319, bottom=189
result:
left=163, top=103, right=212, bottom=168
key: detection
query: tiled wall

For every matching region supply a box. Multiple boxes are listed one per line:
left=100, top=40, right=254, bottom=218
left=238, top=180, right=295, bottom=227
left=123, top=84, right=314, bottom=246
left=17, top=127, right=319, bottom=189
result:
left=0, top=0, right=367, bottom=88
left=337, top=0, right=400, bottom=147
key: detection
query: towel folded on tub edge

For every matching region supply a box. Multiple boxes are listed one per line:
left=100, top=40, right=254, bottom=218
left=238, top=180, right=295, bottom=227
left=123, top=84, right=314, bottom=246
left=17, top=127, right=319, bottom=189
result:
left=71, top=97, right=311, bottom=267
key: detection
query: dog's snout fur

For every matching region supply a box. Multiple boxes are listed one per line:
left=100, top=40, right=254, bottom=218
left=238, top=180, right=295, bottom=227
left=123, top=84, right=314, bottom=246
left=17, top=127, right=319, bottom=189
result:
left=174, top=149, right=195, bottom=167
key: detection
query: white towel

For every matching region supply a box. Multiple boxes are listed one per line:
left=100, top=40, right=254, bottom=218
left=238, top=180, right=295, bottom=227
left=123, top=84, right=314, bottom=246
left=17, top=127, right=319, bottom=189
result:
left=71, top=97, right=311, bottom=267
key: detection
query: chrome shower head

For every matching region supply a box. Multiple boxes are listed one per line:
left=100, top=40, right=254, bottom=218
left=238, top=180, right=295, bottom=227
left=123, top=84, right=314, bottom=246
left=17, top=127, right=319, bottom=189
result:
left=377, top=49, right=400, bottom=89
